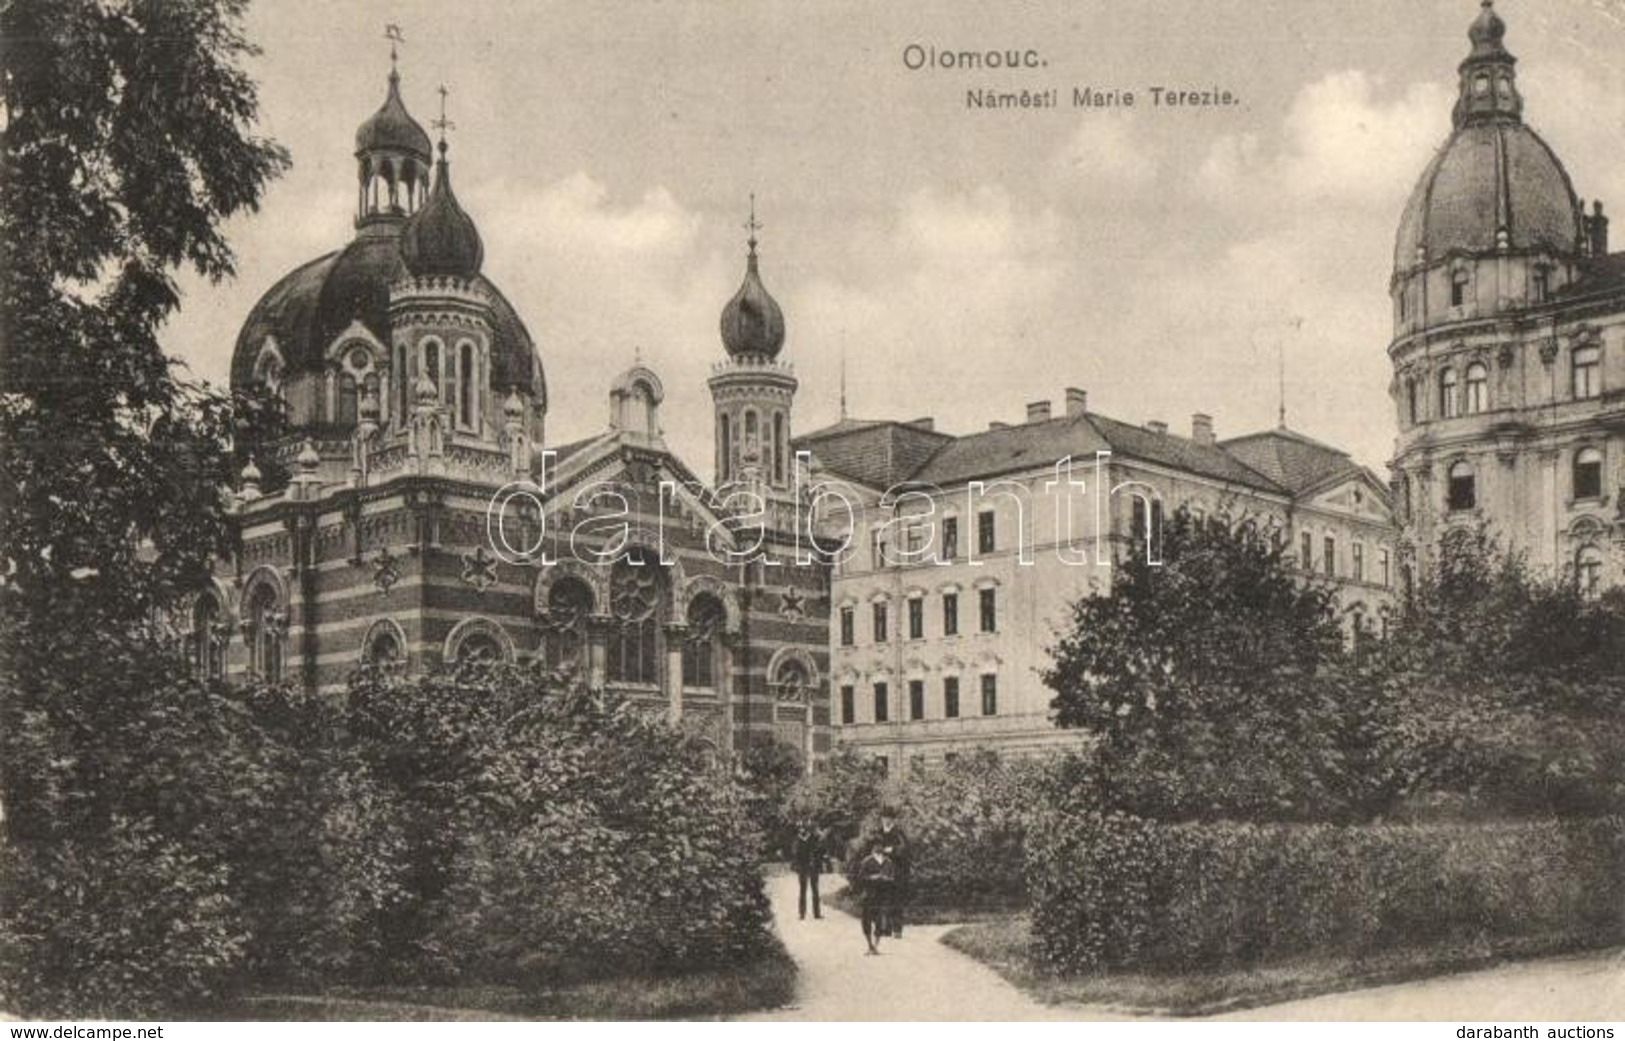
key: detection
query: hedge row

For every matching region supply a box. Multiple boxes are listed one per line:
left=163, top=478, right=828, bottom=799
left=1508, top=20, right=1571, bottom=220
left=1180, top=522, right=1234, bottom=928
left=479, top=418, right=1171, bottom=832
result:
left=1026, top=811, right=1625, bottom=974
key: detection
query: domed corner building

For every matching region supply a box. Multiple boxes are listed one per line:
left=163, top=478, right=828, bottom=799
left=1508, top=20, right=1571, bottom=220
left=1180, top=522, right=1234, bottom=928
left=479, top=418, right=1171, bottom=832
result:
left=1388, top=0, right=1623, bottom=595
left=206, top=62, right=832, bottom=765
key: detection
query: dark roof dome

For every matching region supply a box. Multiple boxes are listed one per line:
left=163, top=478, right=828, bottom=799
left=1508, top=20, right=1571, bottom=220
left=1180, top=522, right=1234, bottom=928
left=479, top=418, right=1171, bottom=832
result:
left=355, top=70, right=432, bottom=160
left=1393, top=2, right=1581, bottom=272
left=231, top=221, right=544, bottom=406
left=400, top=145, right=484, bottom=278
left=720, top=244, right=786, bottom=358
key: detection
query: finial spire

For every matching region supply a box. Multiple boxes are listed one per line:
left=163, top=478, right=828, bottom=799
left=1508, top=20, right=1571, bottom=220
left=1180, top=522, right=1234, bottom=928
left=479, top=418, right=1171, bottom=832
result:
left=433, top=83, right=454, bottom=155
left=384, top=24, right=404, bottom=81
left=840, top=339, right=848, bottom=420
left=744, top=193, right=762, bottom=259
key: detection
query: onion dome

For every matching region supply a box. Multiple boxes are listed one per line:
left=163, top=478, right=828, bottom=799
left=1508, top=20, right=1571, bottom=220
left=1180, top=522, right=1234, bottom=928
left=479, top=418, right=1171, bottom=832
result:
left=1393, top=1, right=1581, bottom=272
left=355, top=69, right=432, bottom=162
left=400, top=144, right=484, bottom=278
left=719, top=234, right=786, bottom=359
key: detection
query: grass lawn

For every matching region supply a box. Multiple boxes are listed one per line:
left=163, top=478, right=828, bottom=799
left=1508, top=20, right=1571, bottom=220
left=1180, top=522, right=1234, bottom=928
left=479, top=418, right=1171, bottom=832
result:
left=199, top=942, right=797, bottom=1021
left=942, top=914, right=1621, bottom=1018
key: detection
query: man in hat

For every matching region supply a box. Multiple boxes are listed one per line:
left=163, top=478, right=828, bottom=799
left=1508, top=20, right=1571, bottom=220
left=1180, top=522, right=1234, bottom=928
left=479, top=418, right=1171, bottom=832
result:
left=791, top=818, right=829, bottom=920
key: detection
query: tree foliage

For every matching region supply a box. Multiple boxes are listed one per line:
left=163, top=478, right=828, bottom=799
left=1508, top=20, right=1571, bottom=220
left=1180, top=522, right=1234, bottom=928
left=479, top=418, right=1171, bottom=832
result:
left=1046, top=511, right=1360, bottom=821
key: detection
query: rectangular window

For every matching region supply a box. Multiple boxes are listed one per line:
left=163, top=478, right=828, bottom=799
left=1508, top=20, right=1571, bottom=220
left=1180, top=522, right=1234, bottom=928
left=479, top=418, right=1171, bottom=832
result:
left=840, top=684, right=855, bottom=725
left=944, top=676, right=960, bottom=718
left=871, top=529, right=889, bottom=569
left=873, top=602, right=888, bottom=643
left=979, top=588, right=997, bottom=633
left=942, top=517, right=959, bottom=560
left=909, top=679, right=925, bottom=721
left=908, top=597, right=924, bottom=640
left=977, top=510, right=996, bottom=554
left=1323, top=536, right=1336, bottom=578
left=839, top=607, right=854, bottom=647
left=1353, top=542, right=1365, bottom=583
left=980, top=674, right=998, bottom=716
left=1301, top=531, right=1313, bottom=571
left=943, top=592, right=959, bottom=636
left=1380, top=548, right=1391, bottom=588
left=873, top=682, right=889, bottom=723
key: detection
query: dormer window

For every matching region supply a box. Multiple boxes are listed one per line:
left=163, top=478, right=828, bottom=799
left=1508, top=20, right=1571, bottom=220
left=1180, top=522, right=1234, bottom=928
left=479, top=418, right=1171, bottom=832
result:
left=1532, top=267, right=1550, bottom=303
left=1450, top=269, right=1470, bottom=308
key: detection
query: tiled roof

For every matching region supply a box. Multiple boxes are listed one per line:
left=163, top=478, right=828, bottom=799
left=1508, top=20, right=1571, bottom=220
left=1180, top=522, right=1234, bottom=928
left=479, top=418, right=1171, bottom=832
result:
left=1220, top=427, right=1363, bottom=496
left=794, top=419, right=952, bottom=488
left=1084, top=414, right=1281, bottom=493
left=798, top=410, right=1306, bottom=495
left=1566, top=250, right=1625, bottom=297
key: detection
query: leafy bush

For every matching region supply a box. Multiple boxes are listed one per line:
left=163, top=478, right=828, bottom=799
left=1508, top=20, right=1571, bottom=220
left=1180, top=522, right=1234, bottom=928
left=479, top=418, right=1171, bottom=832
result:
left=1027, top=810, right=1625, bottom=974
left=344, top=664, right=775, bottom=982
left=0, top=818, right=246, bottom=1018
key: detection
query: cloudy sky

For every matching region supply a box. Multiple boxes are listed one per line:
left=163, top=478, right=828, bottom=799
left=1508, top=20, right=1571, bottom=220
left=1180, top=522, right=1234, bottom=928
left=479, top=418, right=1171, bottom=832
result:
left=163, top=0, right=1625, bottom=474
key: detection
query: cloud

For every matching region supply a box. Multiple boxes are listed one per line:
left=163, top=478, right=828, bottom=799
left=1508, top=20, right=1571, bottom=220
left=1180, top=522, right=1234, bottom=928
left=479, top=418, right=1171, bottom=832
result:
left=1052, top=116, right=1157, bottom=188
left=1194, top=72, right=1450, bottom=211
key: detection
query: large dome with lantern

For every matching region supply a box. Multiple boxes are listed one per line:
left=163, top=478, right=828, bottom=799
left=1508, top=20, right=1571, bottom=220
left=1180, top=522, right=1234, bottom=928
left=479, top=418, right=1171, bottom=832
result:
left=230, top=69, right=544, bottom=412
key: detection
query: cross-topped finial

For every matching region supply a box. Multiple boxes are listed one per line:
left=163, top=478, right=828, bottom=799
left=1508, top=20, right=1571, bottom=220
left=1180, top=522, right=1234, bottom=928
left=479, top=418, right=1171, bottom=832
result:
left=744, top=193, right=762, bottom=258
left=384, top=24, right=404, bottom=76
left=433, top=83, right=455, bottom=152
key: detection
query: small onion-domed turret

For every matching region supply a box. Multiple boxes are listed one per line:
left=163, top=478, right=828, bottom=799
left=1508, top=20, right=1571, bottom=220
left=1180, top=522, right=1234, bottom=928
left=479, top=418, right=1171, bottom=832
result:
left=400, top=143, right=484, bottom=278
left=720, top=244, right=786, bottom=358
left=356, top=69, right=433, bottom=160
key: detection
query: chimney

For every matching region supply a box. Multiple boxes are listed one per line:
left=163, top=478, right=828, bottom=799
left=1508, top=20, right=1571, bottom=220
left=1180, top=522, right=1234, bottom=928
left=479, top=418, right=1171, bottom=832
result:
left=1590, top=200, right=1609, bottom=256
left=1026, top=400, right=1052, bottom=423
left=907, top=416, right=935, bottom=431
left=1191, top=413, right=1215, bottom=446
left=1145, top=420, right=1168, bottom=435
left=1065, top=387, right=1088, bottom=416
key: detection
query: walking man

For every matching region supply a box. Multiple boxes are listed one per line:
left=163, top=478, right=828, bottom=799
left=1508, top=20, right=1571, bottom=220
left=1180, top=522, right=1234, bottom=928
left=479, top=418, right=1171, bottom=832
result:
left=852, top=843, right=896, bottom=955
left=792, top=819, right=828, bottom=920
left=875, top=807, right=910, bottom=937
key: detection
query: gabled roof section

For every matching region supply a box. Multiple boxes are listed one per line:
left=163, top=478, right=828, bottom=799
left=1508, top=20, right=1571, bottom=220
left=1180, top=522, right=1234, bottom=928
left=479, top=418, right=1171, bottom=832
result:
left=795, top=418, right=953, bottom=489
left=1085, top=414, right=1283, bottom=493
left=1220, top=426, right=1363, bottom=497
left=907, top=414, right=1112, bottom=486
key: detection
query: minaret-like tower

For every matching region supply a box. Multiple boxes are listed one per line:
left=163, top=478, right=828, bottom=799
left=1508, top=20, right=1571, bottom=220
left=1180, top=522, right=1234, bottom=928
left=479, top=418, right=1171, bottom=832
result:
left=388, top=91, right=499, bottom=471
left=709, top=198, right=798, bottom=496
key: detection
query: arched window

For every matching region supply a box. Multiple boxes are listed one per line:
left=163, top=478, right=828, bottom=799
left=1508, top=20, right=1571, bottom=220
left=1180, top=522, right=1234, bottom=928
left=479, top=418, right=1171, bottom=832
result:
left=1447, top=460, right=1476, bottom=512
left=1574, top=446, right=1604, bottom=500
left=1450, top=268, right=1470, bottom=308
left=773, top=657, right=811, bottom=701
left=1464, top=363, right=1488, bottom=415
left=683, top=593, right=726, bottom=689
left=393, top=342, right=407, bottom=424
left=337, top=372, right=359, bottom=425
left=423, top=339, right=442, bottom=397
left=1440, top=368, right=1460, bottom=418
left=1574, top=345, right=1601, bottom=400
left=744, top=410, right=759, bottom=455
left=458, top=341, right=477, bottom=430
left=246, top=584, right=283, bottom=682
left=1577, top=545, right=1604, bottom=598
left=364, top=625, right=402, bottom=667
left=543, top=578, right=594, bottom=673
left=773, top=413, right=786, bottom=485
left=609, top=550, right=664, bottom=685
left=192, top=594, right=225, bottom=682
left=456, top=632, right=503, bottom=662
left=718, top=414, right=731, bottom=482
